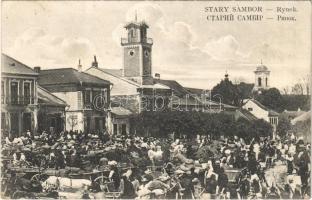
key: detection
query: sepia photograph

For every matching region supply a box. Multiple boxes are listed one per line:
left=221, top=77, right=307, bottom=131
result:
left=1, top=0, right=311, bottom=199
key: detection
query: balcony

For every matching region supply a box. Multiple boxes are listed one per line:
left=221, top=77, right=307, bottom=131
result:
left=121, top=37, right=153, bottom=45
left=1, top=95, right=35, bottom=105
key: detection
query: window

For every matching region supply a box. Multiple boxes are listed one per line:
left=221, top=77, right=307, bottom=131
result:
left=101, top=89, right=108, bottom=103
left=84, top=90, right=92, bottom=105
left=122, top=124, right=127, bottom=135
left=248, top=107, right=253, bottom=111
left=23, top=82, right=31, bottom=104
left=1, top=113, right=6, bottom=129
left=113, top=124, right=117, bottom=135
left=265, top=78, right=268, bottom=87
left=1, top=81, right=5, bottom=104
left=10, top=81, right=18, bottom=104
left=77, top=91, right=82, bottom=109
left=258, top=77, right=262, bottom=87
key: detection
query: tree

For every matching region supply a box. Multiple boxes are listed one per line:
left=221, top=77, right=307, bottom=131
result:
left=255, top=88, right=284, bottom=112
left=236, top=82, right=254, bottom=106
left=250, top=119, right=273, bottom=139
left=292, top=83, right=304, bottom=95
left=211, top=77, right=240, bottom=106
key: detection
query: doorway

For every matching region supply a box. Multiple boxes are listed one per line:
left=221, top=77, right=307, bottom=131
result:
left=23, top=113, right=32, bottom=132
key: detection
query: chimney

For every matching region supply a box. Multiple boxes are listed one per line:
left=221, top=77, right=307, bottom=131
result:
left=155, top=73, right=160, bottom=80
left=78, top=59, right=82, bottom=72
left=92, top=55, right=98, bottom=68
left=34, top=66, right=41, bottom=73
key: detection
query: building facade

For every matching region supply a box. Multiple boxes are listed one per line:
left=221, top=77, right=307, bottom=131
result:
left=1, top=54, right=39, bottom=137
left=1, top=54, right=67, bottom=137
left=37, top=67, right=111, bottom=133
left=85, top=19, right=238, bottom=135
left=242, top=98, right=279, bottom=137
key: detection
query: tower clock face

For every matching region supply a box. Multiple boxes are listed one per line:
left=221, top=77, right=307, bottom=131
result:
left=128, top=49, right=135, bottom=56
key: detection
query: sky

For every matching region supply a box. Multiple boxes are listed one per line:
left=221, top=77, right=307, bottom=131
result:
left=2, top=1, right=311, bottom=90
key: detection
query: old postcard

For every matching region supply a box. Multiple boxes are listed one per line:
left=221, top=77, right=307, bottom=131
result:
left=1, top=0, right=311, bottom=199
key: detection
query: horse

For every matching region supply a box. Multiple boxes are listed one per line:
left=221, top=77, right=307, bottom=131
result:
left=41, top=175, right=92, bottom=191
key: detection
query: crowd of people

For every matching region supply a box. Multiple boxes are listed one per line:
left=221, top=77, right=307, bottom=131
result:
left=1, top=130, right=311, bottom=199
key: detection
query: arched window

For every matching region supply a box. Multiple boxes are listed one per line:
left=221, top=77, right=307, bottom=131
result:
left=128, top=29, right=135, bottom=42
left=258, top=77, right=262, bottom=87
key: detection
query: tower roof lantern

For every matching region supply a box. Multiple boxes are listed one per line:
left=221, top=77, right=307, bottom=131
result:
left=255, top=60, right=270, bottom=72
left=255, top=65, right=268, bottom=71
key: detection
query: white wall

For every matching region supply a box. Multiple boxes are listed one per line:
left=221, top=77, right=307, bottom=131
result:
left=65, top=111, right=84, bottom=131
left=243, top=100, right=269, bottom=122
left=53, top=91, right=79, bottom=111
left=86, top=68, right=138, bottom=96
left=106, top=112, right=130, bottom=135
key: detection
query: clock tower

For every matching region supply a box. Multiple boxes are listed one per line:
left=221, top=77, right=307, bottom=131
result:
left=121, top=19, right=153, bottom=85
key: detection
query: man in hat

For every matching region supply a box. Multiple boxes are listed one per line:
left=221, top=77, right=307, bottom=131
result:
left=179, top=168, right=195, bottom=199
left=108, top=161, right=120, bottom=191
left=144, top=169, right=154, bottom=182
left=216, top=167, right=229, bottom=198
left=119, top=169, right=136, bottom=199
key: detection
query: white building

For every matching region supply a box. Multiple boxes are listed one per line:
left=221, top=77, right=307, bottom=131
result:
left=243, top=98, right=279, bottom=138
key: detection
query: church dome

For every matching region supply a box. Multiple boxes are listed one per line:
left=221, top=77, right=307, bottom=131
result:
left=255, top=64, right=269, bottom=72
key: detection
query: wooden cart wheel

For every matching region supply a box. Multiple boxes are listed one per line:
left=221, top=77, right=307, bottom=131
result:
left=94, top=175, right=109, bottom=184
left=93, top=175, right=109, bottom=191
left=31, top=173, right=44, bottom=182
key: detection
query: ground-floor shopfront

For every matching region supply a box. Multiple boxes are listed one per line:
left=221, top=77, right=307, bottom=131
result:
left=1, top=105, right=38, bottom=138
left=65, top=110, right=107, bottom=133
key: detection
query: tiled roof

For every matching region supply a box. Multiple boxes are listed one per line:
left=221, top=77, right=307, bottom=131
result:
left=38, top=86, right=67, bottom=106
left=245, top=99, right=279, bottom=116
left=238, top=109, right=258, bottom=121
left=184, top=87, right=208, bottom=95
left=38, top=68, right=110, bottom=87
left=291, top=111, right=311, bottom=125
left=282, top=110, right=305, bottom=118
left=1, top=54, right=38, bottom=76
left=154, top=79, right=189, bottom=97
left=99, top=68, right=123, bottom=77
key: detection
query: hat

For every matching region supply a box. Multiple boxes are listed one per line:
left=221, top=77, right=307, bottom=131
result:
left=152, top=189, right=165, bottom=196
left=192, top=178, right=199, bottom=183
left=251, top=174, right=259, bottom=181
left=194, top=160, right=201, bottom=167
left=225, top=149, right=231, bottom=155
left=201, top=163, right=208, bottom=169
left=158, top=175, right=170, bottom=182
left=180, top=164, right=191, bottom=172
left=22, top=147, right=31, bottom=152
left=141, top=177, right=150, bottom=183
left=175, top=169, right=185, bottom=175
left=108, top=160, right=117, bottom=166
